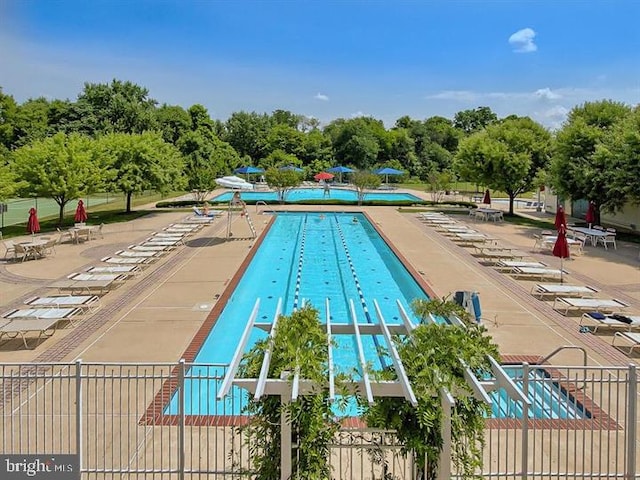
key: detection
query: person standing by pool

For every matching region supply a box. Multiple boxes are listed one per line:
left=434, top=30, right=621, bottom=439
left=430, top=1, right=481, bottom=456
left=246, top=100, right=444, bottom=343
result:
left=323, top=182, right=330, bottom=197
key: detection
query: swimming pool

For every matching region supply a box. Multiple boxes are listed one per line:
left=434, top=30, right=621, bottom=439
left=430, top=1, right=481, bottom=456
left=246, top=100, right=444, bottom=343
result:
left=168, top=212, right=430, bottom=414
left=211, top=188, right=422, bottom=203
left=491, top=367, right=587, bottom=419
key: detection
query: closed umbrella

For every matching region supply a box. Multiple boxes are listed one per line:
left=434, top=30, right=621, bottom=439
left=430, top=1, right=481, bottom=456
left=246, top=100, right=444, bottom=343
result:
left=552, top=225, right=570, bottom=283
left=585, top=201, right=596, bottom=229
left=482, top=189, right=491, bottom=205
left=27, top=207, right=40, bottom=236
left=74, top=199, right=88, bottom=223
left=555, top=205, right=567, bottom=231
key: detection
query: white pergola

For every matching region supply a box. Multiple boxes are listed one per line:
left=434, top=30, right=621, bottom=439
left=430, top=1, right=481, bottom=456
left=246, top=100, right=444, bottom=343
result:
left=218, top=298, right=531, bottom=480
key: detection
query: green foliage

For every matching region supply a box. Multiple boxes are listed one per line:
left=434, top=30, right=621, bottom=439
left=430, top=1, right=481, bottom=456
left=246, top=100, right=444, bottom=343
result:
left=238, top=304, right=341, bottom=480
left=0, top=161, right=26, bottom=201
left=11, top=132, right=103, bottom=223
left=264, top=166, right=302, bottom=203
left=178, top=131, right=240, bottom=201
left=426, top=170, right=456, bottom=203
left=351, top=170, right=382, bottom=204
left=453, top=106, right=498, bottom=134
left=99, top=131, right=185, bottom=212
left=364, top=298, right=499, bottom=480
left=552, top=100, right=634, bottom=218
left=76, top=79, right=158, bottom=135
left=455, top=117, right=551, bottom=214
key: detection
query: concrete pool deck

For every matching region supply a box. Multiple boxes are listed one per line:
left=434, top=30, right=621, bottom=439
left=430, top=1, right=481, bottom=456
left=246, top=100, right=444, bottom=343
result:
left=0, top=196, right=639, bottom=368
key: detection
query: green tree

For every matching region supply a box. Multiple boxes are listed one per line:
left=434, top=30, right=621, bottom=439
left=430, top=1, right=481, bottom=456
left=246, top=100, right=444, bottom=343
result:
left=0, top=88, right=18, bottom=150
left=264, top=166, right=302, bottom=203
left=426, top=170, right=456, bottom=202
left=453, top=106, right=498, bottom=134
left=76, top=79, right=158, bottom=135
left=351, top=170, right=381, bottom=205
left=364, top=298, right=499, bottom=480
left=327, top=118, right=381, bottom=170
left=551, top=100, right=632, bottom=222
left=224, top=111, right=272, bottom=161
left=0, top=162, right=25, bottom=200
left=178, top=131, right=241, bottom=201
left=455, top=117, right=551, bottom=214
left=12, top=132, right=103, bottom=223
left=13, top=98, right=50, bottom=147
left=100, top=131, right=184, bottom=212
left=155, top=104, right=191, bottom=144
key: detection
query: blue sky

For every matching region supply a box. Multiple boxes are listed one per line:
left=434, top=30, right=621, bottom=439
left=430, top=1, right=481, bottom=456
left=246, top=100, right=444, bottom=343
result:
left=1, top=0, right=639, bottom=128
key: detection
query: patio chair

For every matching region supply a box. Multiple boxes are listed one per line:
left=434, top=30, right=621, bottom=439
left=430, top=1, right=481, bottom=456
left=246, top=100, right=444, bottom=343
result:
left=580, top=312, right=640, bottom=333
left=192, top=206, right=222, bottom=218
left=531, top=284, right=598, bottom=300
left=612, top=331, right=640, bottom=355
left=598, top=228, right=617, bottom=250
left=56, top=227, right=74, bottom=244
left=41, top=237, right=58, bottom=257
left=13, top=243, right=33, bottom=262
left=2, top=240, right=15, bottom=260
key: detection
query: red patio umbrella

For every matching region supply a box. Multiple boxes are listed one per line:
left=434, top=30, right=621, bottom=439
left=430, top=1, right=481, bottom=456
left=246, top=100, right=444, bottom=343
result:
left=552, top=225, right=570, bottom=283
left=554, top=205, right=567, bottom=231
left=314, top=172, right=334, bottom=181
left=27, top=207, right=40, bottom=235
left=74, top=199, right=88, bottom=223
left=482, top=189, right=491, bottom=205
left=585, top=201, right=596, bottom=229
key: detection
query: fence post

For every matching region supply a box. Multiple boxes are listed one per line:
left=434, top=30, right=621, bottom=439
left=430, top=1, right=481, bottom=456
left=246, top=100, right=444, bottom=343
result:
left=626, top=364, right=637, bottom=480
left=75, top=359, right=83, bottom=474
left=521, top=363, right=529, bottom=480
left=178, top=359, right=186, bottom=480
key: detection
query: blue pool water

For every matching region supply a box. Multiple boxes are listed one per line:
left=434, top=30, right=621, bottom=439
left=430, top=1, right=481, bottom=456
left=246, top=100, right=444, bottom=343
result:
left=211, top=188, right=421, bottom=203
left=169, top=212, right=429, bottom=415
left=491, top=367, right=587, bottom=419
left=167, top=212, right=586, bottom=421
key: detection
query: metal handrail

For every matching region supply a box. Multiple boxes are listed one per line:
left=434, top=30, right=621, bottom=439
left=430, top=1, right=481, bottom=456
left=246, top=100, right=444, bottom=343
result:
left=255, top=200, right=267, bottom=213
left=538, top=345, right=587, bottom=367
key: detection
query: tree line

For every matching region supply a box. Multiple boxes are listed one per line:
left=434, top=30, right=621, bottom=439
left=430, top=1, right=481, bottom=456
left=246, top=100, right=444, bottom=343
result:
left=0, top=79, right=638, bottom=220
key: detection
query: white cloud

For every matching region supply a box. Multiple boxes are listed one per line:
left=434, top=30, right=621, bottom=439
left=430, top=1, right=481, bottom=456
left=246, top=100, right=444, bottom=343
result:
left=350, top=111, right=366, bottom=118
left=425, top=90, right=479, bottom=101
left=534, top=88, right=562, bottom=100
left=508, top=28, right=537, bottom=53
left=314, top=92, right=329, bottom=101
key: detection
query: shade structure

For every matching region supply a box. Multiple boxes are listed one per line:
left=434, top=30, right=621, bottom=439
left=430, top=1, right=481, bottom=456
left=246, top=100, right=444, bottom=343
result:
left=327, top=165, right=354, bottom=183
left=234, top=166, right=264, bottom=175
left=27, top=207, right=40, bottom=235
left=327, top=165, right=354, bottom=174
left=74, top=199, right=88, bottom=223
left=552, top=226, right=570, bottom=283
left=554, top=205, right=567, bottom=231
left=279, top=165, right=304, bottom=172
left=482, top=189, right=491, bottom=205
left=314, top=172, right=334, bottom=181
left=585, top=201, right=596, bottom=228
left=215, top=175, right=254, bottom=190
left=374, top=167, right=404, bottom=184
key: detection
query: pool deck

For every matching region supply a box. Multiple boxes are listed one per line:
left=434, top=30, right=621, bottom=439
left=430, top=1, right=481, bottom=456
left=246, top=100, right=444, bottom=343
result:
left=0, top=193, right=639, bottom=369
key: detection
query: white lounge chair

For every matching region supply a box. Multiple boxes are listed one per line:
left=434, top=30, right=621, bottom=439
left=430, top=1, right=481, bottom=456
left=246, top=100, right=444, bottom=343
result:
left=612, top=331, right=640, bottom=355
left=553, top=297, right=629, bottom=316
left=101, top=256, right=152, bottom=264
left=192, top=206, right=223, bottom=217
left=0, top=317, right=64, bottom=349
left=532, top=284, right=599, bottom=300
left=580, top=312, right=640, bottom=333
left=497, top=260, right=547, bottom=271
left=86, top=265, right=141, bottom=277
left=115, top=250, right=163, bottom=258
left=510, top=266, right=567, bottom=280
left=24, top=294, right=101, bottom=313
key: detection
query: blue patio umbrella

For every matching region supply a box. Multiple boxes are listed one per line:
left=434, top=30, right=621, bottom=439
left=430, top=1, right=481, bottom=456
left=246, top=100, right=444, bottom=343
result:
left=279, top=165, right=304, bottom=172
left=233, top=165, right=264, bottom=180
left=327, top=165, right=354, bottom=183
left=374, top=167, right=404, bottom=184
